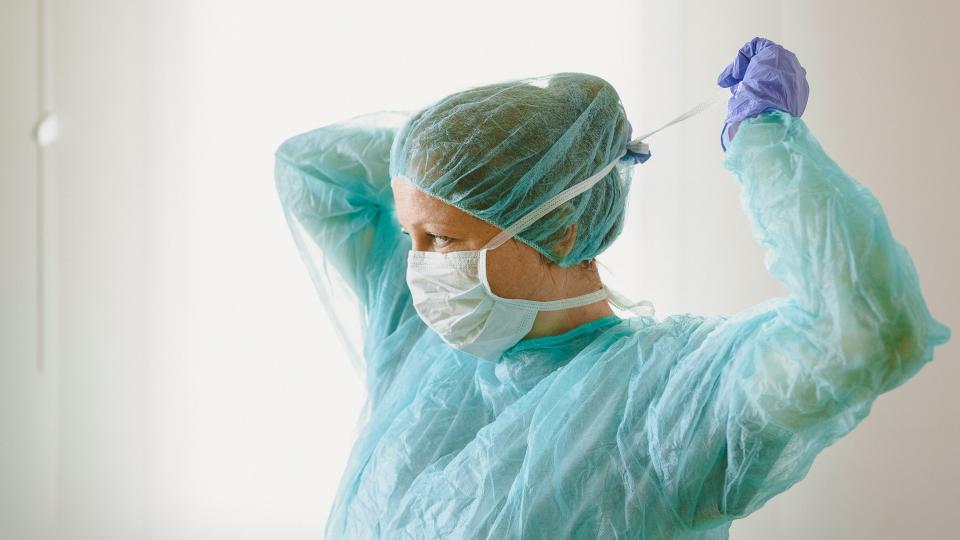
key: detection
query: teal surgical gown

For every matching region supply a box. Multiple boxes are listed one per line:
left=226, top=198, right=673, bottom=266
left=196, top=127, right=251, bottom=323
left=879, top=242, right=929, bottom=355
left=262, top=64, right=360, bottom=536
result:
left=274, top=109, right=951, bottom=539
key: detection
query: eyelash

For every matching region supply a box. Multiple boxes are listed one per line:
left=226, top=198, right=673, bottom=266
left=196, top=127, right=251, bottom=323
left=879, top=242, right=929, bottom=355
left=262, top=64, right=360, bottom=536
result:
left=428, top=233, right=451, bottom=246
left=400, top=229, right=451, bottom=246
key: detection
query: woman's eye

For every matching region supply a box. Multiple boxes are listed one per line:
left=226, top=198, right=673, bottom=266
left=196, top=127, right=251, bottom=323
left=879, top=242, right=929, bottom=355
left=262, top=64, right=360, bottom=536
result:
left=428, top=233, right=451, bottom=246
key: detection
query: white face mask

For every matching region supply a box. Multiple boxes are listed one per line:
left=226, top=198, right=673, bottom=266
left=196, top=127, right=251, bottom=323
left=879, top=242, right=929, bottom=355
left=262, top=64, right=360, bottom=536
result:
left=397, top=154, right=655, bottom=362
left=406, top=249, right=616, bottom=361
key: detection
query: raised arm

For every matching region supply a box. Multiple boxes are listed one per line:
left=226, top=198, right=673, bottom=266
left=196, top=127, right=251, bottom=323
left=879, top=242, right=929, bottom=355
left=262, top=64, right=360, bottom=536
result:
left=274, top=110, right=419, bottom=384
left=275, top=110, right=411, bottom=301
left=648, top=109, right=951, bottom=529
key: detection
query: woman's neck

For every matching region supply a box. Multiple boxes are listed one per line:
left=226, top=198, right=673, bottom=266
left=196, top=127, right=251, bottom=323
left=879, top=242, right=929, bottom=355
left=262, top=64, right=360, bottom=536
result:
left=523, top=259, right=614, bottom=338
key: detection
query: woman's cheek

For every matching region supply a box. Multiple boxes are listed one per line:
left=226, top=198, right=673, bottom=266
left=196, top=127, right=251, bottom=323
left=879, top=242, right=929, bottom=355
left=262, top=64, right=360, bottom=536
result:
left=484, top=242, right=543, bottom=300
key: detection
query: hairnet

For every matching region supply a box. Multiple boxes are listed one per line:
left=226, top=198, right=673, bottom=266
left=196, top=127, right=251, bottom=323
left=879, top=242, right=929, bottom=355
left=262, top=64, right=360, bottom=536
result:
left=388, top=72, right=641, bottom=267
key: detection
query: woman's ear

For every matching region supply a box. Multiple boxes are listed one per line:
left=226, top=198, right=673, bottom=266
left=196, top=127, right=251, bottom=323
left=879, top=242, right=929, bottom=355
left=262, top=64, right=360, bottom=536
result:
left=552, top=223, right=578, bottom=258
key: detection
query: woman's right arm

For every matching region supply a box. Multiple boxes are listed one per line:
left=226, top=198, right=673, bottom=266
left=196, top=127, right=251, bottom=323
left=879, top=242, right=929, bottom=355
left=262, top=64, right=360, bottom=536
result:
left=274, top=110, right=420, bottom=384
left=274, top=110, right=410, bottom=305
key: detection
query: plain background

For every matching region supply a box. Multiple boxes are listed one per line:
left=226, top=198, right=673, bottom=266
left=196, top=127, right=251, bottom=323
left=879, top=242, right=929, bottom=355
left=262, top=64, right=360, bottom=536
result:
left=1, top=0, right=957, bottom=538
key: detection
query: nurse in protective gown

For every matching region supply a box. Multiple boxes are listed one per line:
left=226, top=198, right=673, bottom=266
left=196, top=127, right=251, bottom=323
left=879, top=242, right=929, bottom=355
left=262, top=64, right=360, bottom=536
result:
left=274, top=39, right=951, bottom=539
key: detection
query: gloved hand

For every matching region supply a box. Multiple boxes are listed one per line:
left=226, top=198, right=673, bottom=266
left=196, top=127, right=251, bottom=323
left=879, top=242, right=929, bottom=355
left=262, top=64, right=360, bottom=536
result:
left=717, top=37, right=809, bottom=151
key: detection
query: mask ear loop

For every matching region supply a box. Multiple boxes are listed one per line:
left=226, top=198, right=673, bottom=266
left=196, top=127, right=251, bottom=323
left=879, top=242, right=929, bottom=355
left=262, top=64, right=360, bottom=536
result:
left=476, top=157, right=624, bottom=305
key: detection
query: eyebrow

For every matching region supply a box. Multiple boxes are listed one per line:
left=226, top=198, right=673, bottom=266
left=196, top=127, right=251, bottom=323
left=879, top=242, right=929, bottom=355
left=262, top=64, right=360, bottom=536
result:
left=405, top=212, right=460, bottom=228
left=406, top=223, right=459, bottom=238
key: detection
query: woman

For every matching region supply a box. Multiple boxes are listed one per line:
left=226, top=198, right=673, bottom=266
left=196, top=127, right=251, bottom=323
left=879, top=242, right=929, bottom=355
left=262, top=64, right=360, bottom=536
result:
left=274, top=38, right=951, bottom=539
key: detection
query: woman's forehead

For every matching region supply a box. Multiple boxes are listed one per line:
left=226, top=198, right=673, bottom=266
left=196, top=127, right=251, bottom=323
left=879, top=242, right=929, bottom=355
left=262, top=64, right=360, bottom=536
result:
left=392, top=178, right=490, bottom=230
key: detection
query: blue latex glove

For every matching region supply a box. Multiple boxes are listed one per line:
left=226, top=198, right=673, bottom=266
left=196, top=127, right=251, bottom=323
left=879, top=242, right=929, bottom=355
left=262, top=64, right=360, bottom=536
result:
left=717, top=37, right=809, bottom=150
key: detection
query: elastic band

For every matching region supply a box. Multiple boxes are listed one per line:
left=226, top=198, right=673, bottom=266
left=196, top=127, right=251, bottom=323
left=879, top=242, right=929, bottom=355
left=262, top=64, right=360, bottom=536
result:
left=481, top=156, right=622, bottom=251
left=477, top=248, right=609, bottom=310
left=481, top=90, right=728, bottom=251
left=628, top=91, right=728, bottom=143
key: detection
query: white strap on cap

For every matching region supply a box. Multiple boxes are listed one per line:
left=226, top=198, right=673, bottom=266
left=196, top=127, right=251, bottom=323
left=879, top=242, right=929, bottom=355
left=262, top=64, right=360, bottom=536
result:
left=629, top=90, right=728, bottom=143
left=481, top=156, right=622, bottom=251
left=481, top=90, right=728, bottom=251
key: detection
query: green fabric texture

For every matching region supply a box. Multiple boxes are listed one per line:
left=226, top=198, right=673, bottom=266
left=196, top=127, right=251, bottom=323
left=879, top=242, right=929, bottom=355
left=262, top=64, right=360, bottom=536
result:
left=274, top=108, right=951, bottom=538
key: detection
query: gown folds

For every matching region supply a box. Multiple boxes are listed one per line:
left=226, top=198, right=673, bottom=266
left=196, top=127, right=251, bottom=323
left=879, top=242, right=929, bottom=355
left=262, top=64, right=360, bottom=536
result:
left=274, top=109, right=951, bottom=539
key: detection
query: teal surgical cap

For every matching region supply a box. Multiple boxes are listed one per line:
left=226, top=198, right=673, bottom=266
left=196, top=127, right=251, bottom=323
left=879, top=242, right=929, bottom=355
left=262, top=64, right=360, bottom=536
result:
left=388, top=72, right=639, bottom=268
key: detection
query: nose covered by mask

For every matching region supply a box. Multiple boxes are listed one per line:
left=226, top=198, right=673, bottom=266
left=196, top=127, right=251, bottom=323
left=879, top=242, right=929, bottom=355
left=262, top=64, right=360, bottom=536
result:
left=397, top=152, right=654, bottom=362
left=396, top=92, right=725, bottom=361
left=405, top=249, right=616, bottom=361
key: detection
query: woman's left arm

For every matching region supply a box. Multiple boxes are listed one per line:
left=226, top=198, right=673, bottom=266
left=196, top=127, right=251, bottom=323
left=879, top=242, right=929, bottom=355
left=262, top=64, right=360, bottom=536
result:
left=648, top=109, right=952, bottom=529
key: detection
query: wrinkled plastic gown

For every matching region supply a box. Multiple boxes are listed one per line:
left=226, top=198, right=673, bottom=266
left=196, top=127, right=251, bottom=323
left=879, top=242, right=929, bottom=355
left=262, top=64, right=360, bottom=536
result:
left=274, top=109, right=951, bottom=539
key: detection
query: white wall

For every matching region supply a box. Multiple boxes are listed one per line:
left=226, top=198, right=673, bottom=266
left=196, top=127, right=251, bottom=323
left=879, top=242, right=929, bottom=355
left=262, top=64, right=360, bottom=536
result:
left=0, top=2, right=58, bottom=539
left=1, top=0, right=956, bottom=538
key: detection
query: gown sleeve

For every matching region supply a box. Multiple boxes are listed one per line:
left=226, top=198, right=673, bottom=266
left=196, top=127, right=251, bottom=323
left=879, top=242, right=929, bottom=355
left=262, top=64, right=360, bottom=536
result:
left=274, top=110, right=417, bottom=387
left=646, top=110, right=952, bottom=530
